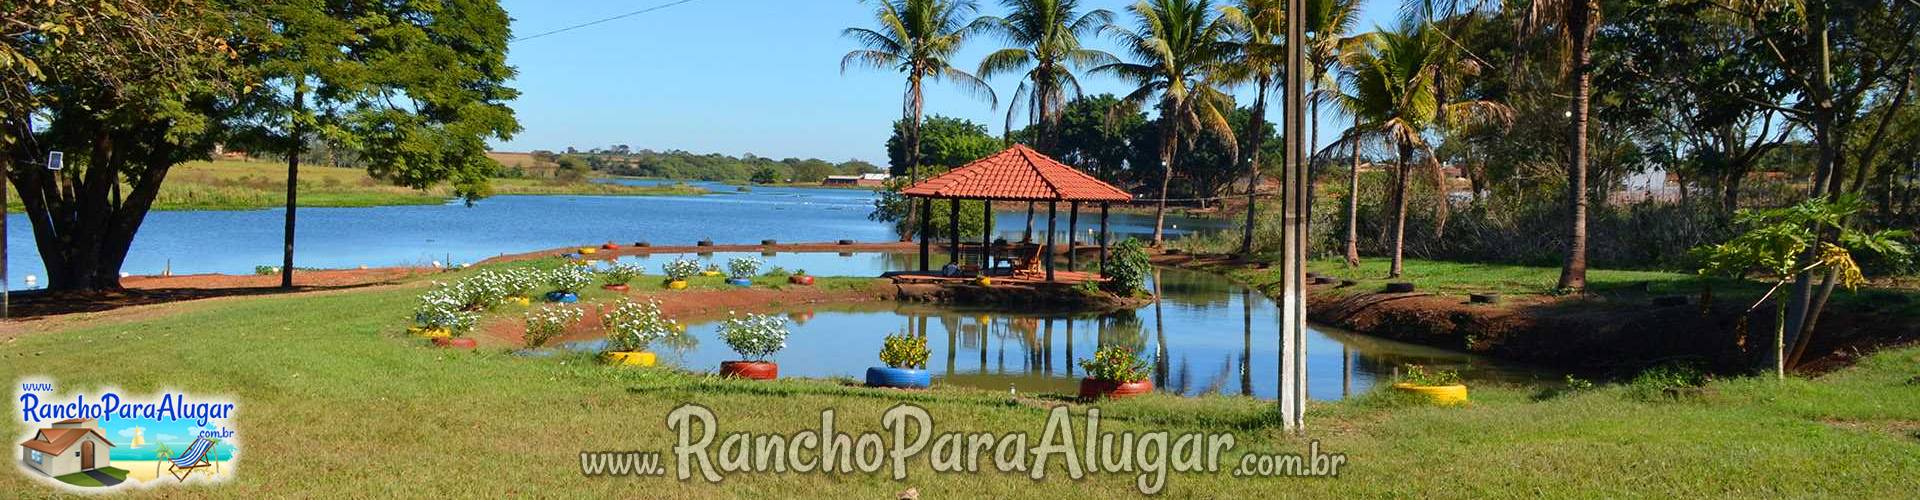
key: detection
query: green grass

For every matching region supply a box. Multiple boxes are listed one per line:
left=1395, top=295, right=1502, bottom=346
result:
left=52, top=467, right=127, bottom=487
left=4, top=159, right=708, bottom=212
left=3, top=262, right=1917, bottom=496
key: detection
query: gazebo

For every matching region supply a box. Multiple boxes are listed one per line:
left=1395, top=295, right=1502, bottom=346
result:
left=899, top=144, right=1132, bottom=282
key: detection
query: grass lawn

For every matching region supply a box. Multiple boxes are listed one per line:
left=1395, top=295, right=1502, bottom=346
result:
left=52, top=467, right=127, bottom=487
left=3, top=262, right=1917, bottom=496
left=4, top=159, right=707, bottom=212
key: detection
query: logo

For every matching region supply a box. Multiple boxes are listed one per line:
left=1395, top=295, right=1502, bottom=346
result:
left=14, top=379, right=240, bottom=490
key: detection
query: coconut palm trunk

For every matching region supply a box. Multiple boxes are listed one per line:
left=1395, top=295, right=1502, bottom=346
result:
left=1239, top=74, right=1270, bottom=257
left=1344, top=114, right=1361, bottom=267
left=1554, top=2, right=1595, bottom=292
left=1152, top=107, right=1179, bottom=246
left=1389, top=141, right=1412, bottom=278
left=902, top=73, right=926, bottom=242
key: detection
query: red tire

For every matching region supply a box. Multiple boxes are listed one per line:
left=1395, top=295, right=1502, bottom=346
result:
left=719, top=361, right=778, bottom=380
left=1078, top=378, right=1153, bottom=400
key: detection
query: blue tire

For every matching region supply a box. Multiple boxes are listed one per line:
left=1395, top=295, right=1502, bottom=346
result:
left=546, top=291, right=579, bottom=303
left=726, top=278, right=753, bottom=287
left=865, top=367, right=931, bottom=389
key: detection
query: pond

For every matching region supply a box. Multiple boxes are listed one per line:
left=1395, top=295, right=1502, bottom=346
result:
left=562, top=267, right=1551, bottom=400
left=3, top=182, right=1227, bottom=288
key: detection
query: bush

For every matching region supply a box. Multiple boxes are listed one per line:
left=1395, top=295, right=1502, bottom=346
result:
left=1102, top=238, right=1152, bottom=295
left=720, top=313, right=791, bottom=361
left=763, top=266, right=789, bottom=277
left=547, top=265, right=595, bottom=294
left=523, top=304, right=582, bottom=348
left=602, top=299, right=678, bottom=352
left=1399, top=364, right=1463, bottom=386
left=726, top=257, right=762, bottom=279
left=413, top=287, right=479, bottom=336
left=599, top=263, right=642, bottom=286
left=1078, top=345, right=1151, bottom=382
left=662, top=257, right=700, bottom=281
left=878, top=333, right=929, bottom=369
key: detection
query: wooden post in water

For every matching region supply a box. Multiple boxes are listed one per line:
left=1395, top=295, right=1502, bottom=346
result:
left=1067, top=202, right=1079, bottom=271
left=1045, top=201, right=1058, bottom=282
left=1278, top=0, right=1310, bottom=431
left=919, top=198, right=932, bottom=272
left=1099, top=202, right=1110, bottom=273
left=948, top=198, right=961, bottom=266
left=981, top=200, right=994, bottom=270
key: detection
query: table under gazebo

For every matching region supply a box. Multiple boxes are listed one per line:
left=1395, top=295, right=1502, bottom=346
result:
left=897, top=144, right=1133, bottom=283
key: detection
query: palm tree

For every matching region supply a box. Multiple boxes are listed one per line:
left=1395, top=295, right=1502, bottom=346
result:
left=976, top=0, right=1115, bottom=151
left=1216, top=0, right=1284, bottom=258
left=1095, top=0, right=1238, bottom=246
left=1301, top=0, right=1365, bottom=266
left=843, top=0, right=997, bottom=240
left=1324, top=25, right=1509, bottom=277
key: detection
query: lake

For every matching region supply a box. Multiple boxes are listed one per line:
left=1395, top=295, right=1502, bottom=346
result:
left=3, top=182, right=1226, bottom=288
left=561, top=267, right=1551, bottom=400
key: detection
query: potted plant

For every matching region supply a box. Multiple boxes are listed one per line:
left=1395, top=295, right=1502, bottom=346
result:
left=523, top=304, right=581, bottom=350
left=500, top=268, right=539, bottom=306
left=545, top=265, right=592, bottom=303
left=1392, top=365, right=1468, bottom=405
left=788, top=268, right=814, bottom=286
left=718, top=312, right=790, bottom=380
left=410, top=288, right=477, bottom=343
left=701, top=262, right=724, bottom=277
left=864, top=333, right=930, bottom=389
left=1077, top=345, right=1154, bottom=399
left=662, top=257, right=699, bottom=289
left=600, top=263, right=640, bottom=291
left=725, top=257, right=760, bottom=287
left=601, top=299, right=679, bottom=367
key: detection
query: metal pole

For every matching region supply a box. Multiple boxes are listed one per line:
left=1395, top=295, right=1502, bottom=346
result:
left=1279, top=0, right=1310, bottom=431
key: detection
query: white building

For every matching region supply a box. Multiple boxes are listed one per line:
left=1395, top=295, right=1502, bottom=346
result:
left=19, top=418, right=115, bottom=478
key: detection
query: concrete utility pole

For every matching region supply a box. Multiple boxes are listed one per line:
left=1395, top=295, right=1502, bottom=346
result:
left=1279, top=0, right=1310, bottom=431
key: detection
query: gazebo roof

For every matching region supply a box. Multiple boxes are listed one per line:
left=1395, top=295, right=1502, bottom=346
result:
left=900, top=144, right=1133, bottom=202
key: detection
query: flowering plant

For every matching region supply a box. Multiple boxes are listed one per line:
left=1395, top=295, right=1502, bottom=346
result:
left=663, top=257, right=701, bottom=281
left=878, top=333, right=928, bottom=369
left=726, top=257, right=762, bottom=279
left=523, top=304, right=582, bottom=348
left=602, top=299, right=679, bottom=352
left=413, top=287, right=479, bottom=336
left=720, top=312, right=790, bottom=361
left=498, top=268, right=542, bottom=298
left=547, top=264, right=594, bottom=293
left=600, top=263, right=642, bottom=286
left=1078, top=345, right=1151, bottom=382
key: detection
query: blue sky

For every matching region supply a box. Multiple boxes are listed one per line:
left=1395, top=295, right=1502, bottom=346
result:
left=495, top=0, right=1403, bottom=163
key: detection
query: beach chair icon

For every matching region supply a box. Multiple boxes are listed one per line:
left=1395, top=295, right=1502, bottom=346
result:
left=167, top=437, right=218, bottom=481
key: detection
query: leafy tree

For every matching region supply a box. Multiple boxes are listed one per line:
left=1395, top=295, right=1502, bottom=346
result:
left=1050, top=94, right=1147, bottom=183
left=843, top=0, right=997, bottom=240
left=885, top=115, right=1002, bottom=172
left=873, top=115, right=999, bottom=237
left=1094, top=0, right=1239, bottom=246
left=750, top=166, right=781, bottom=184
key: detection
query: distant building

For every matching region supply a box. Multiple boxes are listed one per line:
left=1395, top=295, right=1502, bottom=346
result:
left=823, top=173, right=889, bottom=187
left=19, top=418, right=115, bottom=478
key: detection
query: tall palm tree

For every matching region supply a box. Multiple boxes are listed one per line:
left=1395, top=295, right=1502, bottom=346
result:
left=1095, top=0, right=1238, bottom=247
left=1217, top=0, right=1284, bottom=258
left=1301, top=0, right=1365, bottom=266
left=1324, top=25, right=1509, bottom=277
left=976, top=0, right=1115, bottom=151
left=843, top=0, right=997, bottom=240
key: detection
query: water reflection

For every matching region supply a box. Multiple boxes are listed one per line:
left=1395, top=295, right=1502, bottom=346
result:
left=564, top=267, right=1551, bottom=400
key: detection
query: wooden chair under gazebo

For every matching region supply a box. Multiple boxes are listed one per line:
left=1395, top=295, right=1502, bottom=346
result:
left=897, top=144, right=1133, bottom=284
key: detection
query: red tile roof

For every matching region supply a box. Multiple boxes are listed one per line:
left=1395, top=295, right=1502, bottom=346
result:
left=20, top=427, right=114, bottom=455
left=901, top=144, right=1133, bottom=202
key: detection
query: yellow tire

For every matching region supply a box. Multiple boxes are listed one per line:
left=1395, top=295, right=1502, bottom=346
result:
left=668, top=280, right=688, bottom=290
left=580, top=247, right=597, bottom=254
left=1392, top=383, right=1468, bottom=405
left=604, top=351, right=657, bottom=367
left=409, top=327, right=451, bottom=340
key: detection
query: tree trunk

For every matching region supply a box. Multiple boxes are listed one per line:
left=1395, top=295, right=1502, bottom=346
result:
left=902, top=74, right=925, bottom=242
left=1555, top=2, right=1595, bottom=292
left=1344, top=115, right=1361, bottom=268
left=1389, top=141, right=1411, bottom=278
left=1782, top=18, right=1836, bottom=370
left=1152, top=106, right=1178, bottom=247
left=8, top=126, right=174, bottom=292
left=282, top=88, right=304, bottom=289
left=1240, top=76, right=1270, bottom=257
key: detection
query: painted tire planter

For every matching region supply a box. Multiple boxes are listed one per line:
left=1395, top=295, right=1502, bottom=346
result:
left=408, top=327, right=451, bottom=339
left=1079, top=378, right=1154, bottom=400
left=789, top=275, right=815, bottom=285
left=865, top=367, right=931, bottom=389
left=604, top=351, right=657, bottom=367
left=432, top=337, right=477, bottom=349
left=666, top=280, right=689, bottom=290
left=601, top=242, right=621, bottom=250
left=726, top=277, right=753, bottom=287
left=602, top=284, right=631, bottom=292
left=719, top=361, right=778, bottom=380
left=1392, top=383, right=1469, bottom=405
left=579, top=247, right=597, bottom=255
left=508, top=296, right=532, bottom=306
left=545, top=291, right=579, bottom=303
left=701, top=271, right=724, bottom=277
left=975, top=277, right=993, bottom=286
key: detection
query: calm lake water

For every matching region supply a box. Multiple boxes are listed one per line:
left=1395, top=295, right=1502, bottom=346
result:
left=563, top=267, right=1550, bottom=400
left=3, top=182, right=1225, bottom=288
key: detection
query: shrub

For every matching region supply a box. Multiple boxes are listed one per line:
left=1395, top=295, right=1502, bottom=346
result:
left=1399, top=365, right=1463, bottom=386
left=726, top=257, right=762, bottom=279
left=663, top=257, right=700, bottom=281
left=720, top=312, right=791, bottom=361
left=600, top=263, right=642, bottom=286
left=523, top=304, right=582, bottom=348
left=498, top=268, right=541, bottom=298
left=602, top=300, right=678, bottom=352
left=547, top=264, right=594, bottom=293
left=413, top=287, right=479, bottom=336
left=1102, top=238, right=1152, bottom=295
left=793, top=268, right=808, bottom=276
left=1078, top=345, right=1151, bottom=382
left=763, top=266, right=789, bottom=277
left=878, top=333, right=929, bottom=369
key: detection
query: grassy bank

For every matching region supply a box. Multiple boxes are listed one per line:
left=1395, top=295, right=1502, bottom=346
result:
left=2, top=260, right=1916, bottom=496
left=4, top=159, right=707, bottom=212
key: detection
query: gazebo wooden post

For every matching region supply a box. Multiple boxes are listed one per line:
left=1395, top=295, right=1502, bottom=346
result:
left=1045, top=201, right=1058, bottom=282
left=981, top=200, right=993, bottom=270
left=948, top=198, right=961, bottom=267
left=919, top=197, right=932, bottom=272
left=1067, top=202, right=1080, bottom=271
left=1023, top=203, right=1035, bottom=243
left=1099, top=202, right=1111, bottom=273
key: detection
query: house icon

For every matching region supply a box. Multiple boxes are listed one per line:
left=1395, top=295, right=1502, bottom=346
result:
left=19, top=418, right=115, bottom=478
